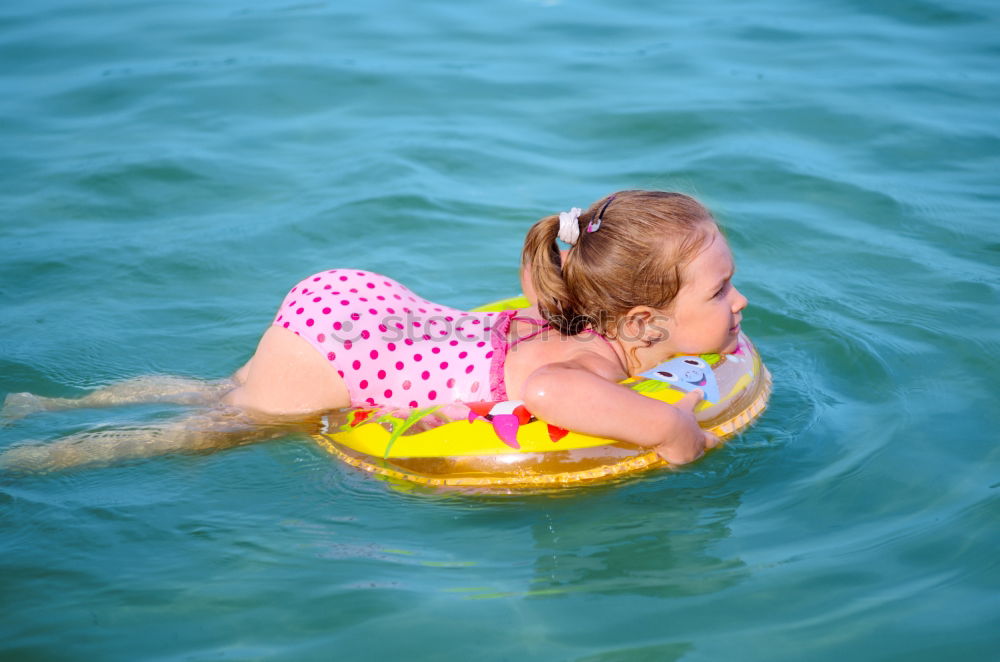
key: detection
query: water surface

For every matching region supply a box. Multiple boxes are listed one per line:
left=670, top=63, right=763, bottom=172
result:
left=1, top=1, right=998, bottom=660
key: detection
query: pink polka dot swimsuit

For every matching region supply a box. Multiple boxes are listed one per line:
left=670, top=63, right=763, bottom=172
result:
left=273, top=270, right=512, bottom=408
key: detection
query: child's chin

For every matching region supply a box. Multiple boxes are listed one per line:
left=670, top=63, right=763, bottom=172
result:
left=718, top=335, right=740, bottom=354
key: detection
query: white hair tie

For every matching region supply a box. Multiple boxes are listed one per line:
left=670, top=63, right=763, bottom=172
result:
left=557, top=207, right=583, bottom=245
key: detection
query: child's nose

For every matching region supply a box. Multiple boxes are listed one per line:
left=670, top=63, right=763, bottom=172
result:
left=731, top=287, right=748, bottom=312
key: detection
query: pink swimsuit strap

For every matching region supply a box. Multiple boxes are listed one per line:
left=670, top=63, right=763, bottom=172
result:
left=508, top=315, right=549, bottom=346
left=510, top=315, right=618, bottom=353
left=488, top=310, right=620, bottom=401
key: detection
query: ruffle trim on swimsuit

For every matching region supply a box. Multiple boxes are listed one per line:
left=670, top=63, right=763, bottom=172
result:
left=487, top=309, right=517, bottom=402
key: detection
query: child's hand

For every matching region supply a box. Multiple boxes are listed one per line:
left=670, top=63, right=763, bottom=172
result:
left=520, top=361, right=720, bottom=465
left=654, top=389, right=720, bottom=465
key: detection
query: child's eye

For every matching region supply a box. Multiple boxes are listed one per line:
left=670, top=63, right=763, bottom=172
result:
left=714, top=282, right=729, bottom=298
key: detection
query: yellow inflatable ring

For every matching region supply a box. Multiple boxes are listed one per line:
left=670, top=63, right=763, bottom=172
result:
left=312, top=296, right=771, bottom=490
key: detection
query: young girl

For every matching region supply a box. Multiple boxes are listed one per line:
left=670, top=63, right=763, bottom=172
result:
left=1, top=190, right=746, bottom=471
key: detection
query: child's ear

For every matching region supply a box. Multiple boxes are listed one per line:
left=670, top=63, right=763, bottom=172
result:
left=620, top=306, right=670, bottom=344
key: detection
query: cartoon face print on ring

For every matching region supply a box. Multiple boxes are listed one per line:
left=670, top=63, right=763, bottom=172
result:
left=640, top=356, right=721, bottom=402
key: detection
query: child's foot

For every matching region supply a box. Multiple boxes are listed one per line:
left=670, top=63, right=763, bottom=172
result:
left=1, top=393, right=50, bottom=420
left=0, top=444, right=51, bottom=472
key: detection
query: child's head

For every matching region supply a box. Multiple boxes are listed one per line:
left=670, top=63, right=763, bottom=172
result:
left=522, top=190, right=728, bottom=343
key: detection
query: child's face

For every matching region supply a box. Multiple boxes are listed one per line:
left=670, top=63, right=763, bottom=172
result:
left=662, top=227, right=747, bottom=356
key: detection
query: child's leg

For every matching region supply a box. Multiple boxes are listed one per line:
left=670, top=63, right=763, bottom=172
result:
left=2, top=376, right=236, bottom=419
left=0, top=406, right=319, bottom=473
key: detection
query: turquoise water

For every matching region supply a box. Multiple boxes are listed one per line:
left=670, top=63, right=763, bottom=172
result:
left=2, top=0, right=999, bottom=659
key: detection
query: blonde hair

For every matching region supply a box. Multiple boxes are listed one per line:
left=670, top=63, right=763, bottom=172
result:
left=521, top=190, right=716, bottom=336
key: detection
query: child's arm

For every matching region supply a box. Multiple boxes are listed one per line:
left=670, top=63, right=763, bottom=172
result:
left=520, top=356, right=718, bottom=465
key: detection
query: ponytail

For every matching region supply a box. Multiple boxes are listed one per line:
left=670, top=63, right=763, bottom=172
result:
left=520, top=215, right=589, bottom=334
left=521, top=191, right=716, bottom=338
